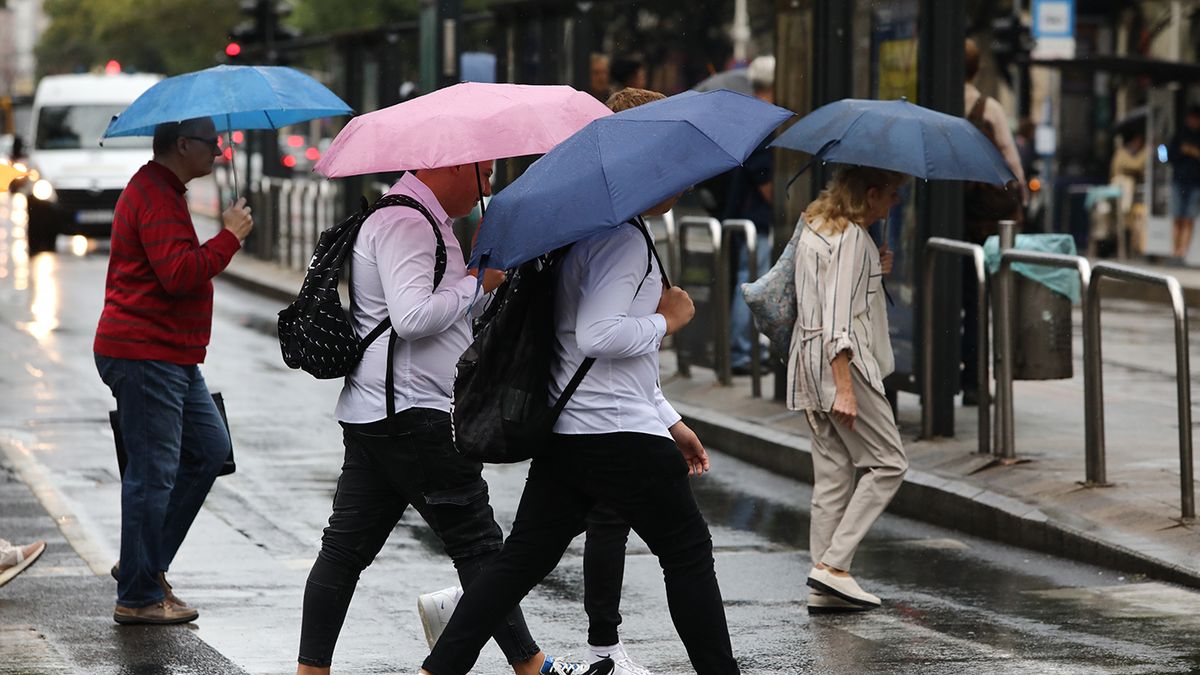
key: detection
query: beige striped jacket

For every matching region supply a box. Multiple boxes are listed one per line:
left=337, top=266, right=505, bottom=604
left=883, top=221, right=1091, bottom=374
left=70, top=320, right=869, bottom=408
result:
left=785, top=218, right=893, bottom=412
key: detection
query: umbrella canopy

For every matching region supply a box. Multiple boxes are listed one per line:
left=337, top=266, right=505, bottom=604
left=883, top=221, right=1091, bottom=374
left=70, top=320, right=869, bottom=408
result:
left=314, top=82, right=612, bottom=176
left=102, top=65, right=352, bottom=137
left=692, top=68, right=752, bottom=96
left=471, top=89, right=794, bottom=270
left=770, top=98, right=1015, bottom=185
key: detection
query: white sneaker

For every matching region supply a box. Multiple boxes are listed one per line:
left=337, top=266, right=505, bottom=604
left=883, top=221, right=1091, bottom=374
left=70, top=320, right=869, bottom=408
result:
left=589, top=642, right=652, bottom=675
left=806, top=567, right=881, bottom=608
left=807, top=589, right=869, bottom=613
left=417, top=585, right=463, bottom=649
left=543, top=655, right=614, bottom=674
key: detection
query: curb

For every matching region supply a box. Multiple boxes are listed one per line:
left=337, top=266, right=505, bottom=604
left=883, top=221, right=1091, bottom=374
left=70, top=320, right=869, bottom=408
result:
left=675, top=402, right=1200, bottom=591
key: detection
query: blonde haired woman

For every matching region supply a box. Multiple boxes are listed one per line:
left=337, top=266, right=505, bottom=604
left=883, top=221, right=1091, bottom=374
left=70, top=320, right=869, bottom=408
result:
left=787, top=166, right=908, bottom=611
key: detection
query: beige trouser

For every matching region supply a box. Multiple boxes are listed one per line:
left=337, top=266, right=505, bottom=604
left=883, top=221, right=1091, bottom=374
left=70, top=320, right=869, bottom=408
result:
left=805, top=368, right=908, bottom=571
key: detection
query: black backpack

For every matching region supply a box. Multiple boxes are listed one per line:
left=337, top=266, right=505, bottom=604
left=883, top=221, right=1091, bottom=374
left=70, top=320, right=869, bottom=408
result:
left=452, top=219, right=664, bottom=463
left=277, top=193, right=446, bottom=380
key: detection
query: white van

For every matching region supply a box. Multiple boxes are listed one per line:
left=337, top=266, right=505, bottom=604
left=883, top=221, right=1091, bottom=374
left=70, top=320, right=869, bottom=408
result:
left=24, top=72, right=163, bottom=253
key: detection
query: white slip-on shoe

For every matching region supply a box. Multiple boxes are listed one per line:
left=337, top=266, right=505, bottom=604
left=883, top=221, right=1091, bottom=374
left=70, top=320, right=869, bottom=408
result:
left=806, top=567, right=881, bottom=608
left=589, top=642, right=653, bottom=675
left=807, top=589, right=869, bottom=613
left=417, top=585, right=463, bottom=649
left=0, top=540, right=45, bottom=588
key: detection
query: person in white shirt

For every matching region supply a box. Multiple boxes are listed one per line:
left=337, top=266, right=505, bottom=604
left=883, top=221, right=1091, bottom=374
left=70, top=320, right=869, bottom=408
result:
left=421, top=92, right=739, bottom=675
left=296, top=164, right=602, bottom=675
left=786, top=166, right=908, bottom=611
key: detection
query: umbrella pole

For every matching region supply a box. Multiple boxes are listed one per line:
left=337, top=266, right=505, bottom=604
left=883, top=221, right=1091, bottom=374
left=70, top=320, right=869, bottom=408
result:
left=474, top=162, right=486, bottom=220
left=227, top=114, right=239, bottom=202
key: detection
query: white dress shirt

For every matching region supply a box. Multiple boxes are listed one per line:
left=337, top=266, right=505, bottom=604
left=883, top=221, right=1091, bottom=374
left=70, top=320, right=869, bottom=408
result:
left=551, top=223, right=681, bottom=438
left=785, top=219, right=893, bottom=413
left=335, top=173, right=479, bottom=423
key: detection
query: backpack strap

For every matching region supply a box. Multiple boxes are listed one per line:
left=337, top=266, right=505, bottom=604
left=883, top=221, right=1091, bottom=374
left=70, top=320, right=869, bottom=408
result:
left=550, top=219, right=664, bottom=419
left=358, top=192, right=451, bottom=430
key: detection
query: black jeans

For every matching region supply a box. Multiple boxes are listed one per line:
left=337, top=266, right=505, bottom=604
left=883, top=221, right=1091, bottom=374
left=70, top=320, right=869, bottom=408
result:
left=423, top=432, right=739, bottom=675
left=297, top=408, right=539, bottom=668
left=584, top=504, right=630, bottom=647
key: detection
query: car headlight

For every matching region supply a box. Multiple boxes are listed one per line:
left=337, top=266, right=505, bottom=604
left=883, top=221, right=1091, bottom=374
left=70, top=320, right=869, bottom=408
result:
left=32, top=179, right=55, bottom=201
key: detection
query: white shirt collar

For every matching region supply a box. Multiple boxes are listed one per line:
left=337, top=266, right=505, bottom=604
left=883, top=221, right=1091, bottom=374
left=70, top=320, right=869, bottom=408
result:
left=389, top=172, right=454, bottom=227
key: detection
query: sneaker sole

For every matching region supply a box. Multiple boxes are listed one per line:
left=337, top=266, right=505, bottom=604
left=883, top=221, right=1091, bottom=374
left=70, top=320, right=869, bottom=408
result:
left=112, top=610, right=199, bottom=625
left=417, top=596, right=444, bottom=650
left=0, top=543, right=45, bottom=588
left=806, top=577, right=881, bottom=608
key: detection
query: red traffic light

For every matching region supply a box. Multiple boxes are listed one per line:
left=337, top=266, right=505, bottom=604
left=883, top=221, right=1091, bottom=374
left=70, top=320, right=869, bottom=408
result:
left=225, top=42, right=242, bottom=58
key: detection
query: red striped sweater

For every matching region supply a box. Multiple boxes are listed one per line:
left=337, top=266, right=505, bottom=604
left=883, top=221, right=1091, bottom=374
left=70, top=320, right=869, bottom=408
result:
left=93, top=161, right=241, bottom=365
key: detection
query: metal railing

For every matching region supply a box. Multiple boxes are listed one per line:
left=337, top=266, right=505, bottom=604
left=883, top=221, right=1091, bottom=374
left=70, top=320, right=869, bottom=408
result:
left=995, top=248, right=1093, bottom=461
left=675, top=216, right=725, bottom=381
left=1085, top=261, right=1194, bottom=519
left=921, top=238, right=989, bottom=455
left=238, top=176, right=342, bottom=270
left=723, top=218, right=763, bottom=397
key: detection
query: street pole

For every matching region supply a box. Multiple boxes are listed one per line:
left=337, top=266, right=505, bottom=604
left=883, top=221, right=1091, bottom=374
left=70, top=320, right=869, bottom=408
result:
left=919, top=0, right=966, bottom=436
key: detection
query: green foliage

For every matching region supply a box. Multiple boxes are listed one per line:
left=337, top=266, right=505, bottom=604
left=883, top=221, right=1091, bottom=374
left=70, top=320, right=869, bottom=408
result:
left=37, top=0, right=238, bottom=76
left=288, top=0, right=419, bottom=35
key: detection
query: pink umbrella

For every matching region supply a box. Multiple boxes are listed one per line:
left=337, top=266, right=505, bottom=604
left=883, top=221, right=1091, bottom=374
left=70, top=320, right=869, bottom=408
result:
left=314, top=82, right=611, bottom=177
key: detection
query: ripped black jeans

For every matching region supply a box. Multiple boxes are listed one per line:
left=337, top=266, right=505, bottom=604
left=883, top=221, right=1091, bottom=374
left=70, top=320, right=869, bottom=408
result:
left=297, top=408, right=539, bottom=668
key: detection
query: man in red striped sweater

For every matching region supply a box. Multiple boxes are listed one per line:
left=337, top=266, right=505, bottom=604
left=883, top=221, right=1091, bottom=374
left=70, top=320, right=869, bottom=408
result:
left=94, top=116, right=254, bottom=625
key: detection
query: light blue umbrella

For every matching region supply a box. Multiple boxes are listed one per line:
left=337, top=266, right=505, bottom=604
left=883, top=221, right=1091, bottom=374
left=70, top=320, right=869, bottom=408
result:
left=471, top=89, right=793, bottom=271
left=102, top=65, right=352, bottom=197
left=771, top=97, right=1016, bottom=186
left=102, top=64, right=351, bottom=137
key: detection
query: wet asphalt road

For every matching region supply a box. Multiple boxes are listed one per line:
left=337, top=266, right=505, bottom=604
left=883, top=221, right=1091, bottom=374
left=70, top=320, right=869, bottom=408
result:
left=1, top=203, right=1200, bottom=674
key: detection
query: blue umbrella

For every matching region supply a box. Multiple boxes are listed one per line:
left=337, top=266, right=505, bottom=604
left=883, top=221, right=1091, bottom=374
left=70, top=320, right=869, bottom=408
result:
left=102, top=65, right=352, bottom=198
left=471, top=89, right=794, bottom=270
left=102, top=64, right=351, bottom=137
left=770, top=98, right=1015, bottom=186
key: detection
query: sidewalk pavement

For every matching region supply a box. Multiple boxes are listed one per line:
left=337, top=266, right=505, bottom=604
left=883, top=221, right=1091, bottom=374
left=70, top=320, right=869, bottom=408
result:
left=207, top=214, right=1200, bottom=590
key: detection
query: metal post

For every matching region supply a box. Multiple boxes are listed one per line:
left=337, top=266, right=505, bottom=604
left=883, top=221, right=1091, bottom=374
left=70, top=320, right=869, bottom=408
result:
left=1087, top=262, right=1193, bottom=519
left=675, top=217, right=722, bottom=380
left=1084, top=262, right=1106, bottom=486
left=921, top=238, right=990, bottom=455
left=723, top=219, right=762, bottom=397
left=1170, top=277, right=1194, bottom=519
left=996, top=220, right=1016, bottom=459
left=997, top=248, right=1091, bottom=467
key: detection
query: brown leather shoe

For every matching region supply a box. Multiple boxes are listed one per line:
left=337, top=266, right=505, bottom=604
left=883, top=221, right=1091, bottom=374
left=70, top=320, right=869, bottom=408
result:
left=110, top=563, right=188, bottom=608
left=157, top=572, right=188, bottom=608
left=113, top=600, right=199, bottom=625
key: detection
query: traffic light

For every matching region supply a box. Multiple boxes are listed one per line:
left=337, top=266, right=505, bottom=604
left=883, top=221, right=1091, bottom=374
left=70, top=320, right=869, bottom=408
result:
left=991, top=14, right=1034, bottom=83
left=226, top=1, right=300, bottom=64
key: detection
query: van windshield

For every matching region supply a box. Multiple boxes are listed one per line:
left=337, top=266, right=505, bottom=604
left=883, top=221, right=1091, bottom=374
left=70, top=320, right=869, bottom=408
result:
left=35, top=105, right=151, bottom=150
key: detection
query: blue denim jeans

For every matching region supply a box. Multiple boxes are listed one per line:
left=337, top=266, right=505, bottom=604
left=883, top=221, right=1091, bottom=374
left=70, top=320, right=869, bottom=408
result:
left=730, top=230, right=773, bottom=368
left=95, top=355, right=230, bottom=608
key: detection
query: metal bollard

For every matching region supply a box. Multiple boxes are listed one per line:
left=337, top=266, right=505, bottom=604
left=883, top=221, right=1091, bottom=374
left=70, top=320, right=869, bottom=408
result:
left=722, top=219, right=762, bottom=398
left=921, top=238, right=990, bottom=455
left=675, top=217, right=724, bottom=380
left=1086, top=262, right=1193, bottom=518
left=996, top=246, right=1091, bottom=463
left=995, top=220, right=1016, bottom=459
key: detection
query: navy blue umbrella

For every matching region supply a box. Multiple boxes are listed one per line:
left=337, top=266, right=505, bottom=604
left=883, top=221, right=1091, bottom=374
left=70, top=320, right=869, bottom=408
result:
left=471, top=89, right=794, bottom=270
left=770, top=98, right=1015, bottom=185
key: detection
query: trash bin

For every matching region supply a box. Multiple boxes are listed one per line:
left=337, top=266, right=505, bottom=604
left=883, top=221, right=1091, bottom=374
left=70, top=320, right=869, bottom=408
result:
left=984, top=233, right=1080, bottom=381
left=1012, top=274, right=1072, bottom=380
